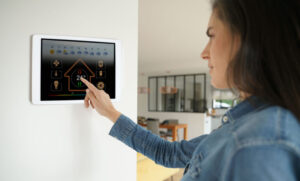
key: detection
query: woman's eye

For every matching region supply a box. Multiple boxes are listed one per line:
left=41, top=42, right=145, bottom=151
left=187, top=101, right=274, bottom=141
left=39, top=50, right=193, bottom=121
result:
left=208, top=34, right=214, bottom=38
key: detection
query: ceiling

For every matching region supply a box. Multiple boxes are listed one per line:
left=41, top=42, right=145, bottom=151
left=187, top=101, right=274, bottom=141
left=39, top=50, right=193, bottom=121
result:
left=138, top=0, right=212, bottom=75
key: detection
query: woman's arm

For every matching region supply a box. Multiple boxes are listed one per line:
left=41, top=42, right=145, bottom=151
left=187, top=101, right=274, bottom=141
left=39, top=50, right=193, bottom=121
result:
left=80, top=77, right=206, bottom=168
left=109, top=114, right=207, bottom=168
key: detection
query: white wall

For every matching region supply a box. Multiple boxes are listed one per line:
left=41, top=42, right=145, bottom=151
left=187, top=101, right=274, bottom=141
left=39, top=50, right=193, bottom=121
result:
left=0, top=0, right=138, bottom=181
left=138, top=0, right=211, bottom=74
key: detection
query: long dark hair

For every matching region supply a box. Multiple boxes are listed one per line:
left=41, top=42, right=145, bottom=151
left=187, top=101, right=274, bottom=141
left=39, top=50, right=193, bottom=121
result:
left=212, top=0, right=300, bottom=121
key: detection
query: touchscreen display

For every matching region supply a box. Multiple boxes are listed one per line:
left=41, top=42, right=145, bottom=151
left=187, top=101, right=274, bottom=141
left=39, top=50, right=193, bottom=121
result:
left=41, top=39, right=115, bottom=100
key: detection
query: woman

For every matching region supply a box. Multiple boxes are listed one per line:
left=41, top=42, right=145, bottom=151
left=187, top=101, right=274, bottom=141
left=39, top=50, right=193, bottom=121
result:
left=81, top=0, right=300, bottom=180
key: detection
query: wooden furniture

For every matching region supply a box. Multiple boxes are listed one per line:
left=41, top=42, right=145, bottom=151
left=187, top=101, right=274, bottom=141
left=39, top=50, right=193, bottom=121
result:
left=160, top=124, right=188, bottom=141
left=139, top=123, right=188, bottom=141
left=137, top=152, right=179, bottom=181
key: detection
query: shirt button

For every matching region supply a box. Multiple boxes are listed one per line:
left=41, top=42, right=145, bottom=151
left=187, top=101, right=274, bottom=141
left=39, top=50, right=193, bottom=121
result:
left=223, top=116, right=229, bottom=123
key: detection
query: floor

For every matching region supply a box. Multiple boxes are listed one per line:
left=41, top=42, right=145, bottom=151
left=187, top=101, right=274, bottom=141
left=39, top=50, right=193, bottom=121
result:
left=163, top=169, right=185, bottom=181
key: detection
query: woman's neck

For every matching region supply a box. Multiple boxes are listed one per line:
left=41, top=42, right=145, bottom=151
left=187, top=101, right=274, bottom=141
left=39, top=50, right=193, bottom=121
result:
left=239, top=92, right=251, bottom=100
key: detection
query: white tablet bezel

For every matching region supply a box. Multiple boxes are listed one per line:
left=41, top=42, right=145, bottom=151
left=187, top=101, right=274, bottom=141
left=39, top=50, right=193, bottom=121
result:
left=31, top=34, right=121, bottom=104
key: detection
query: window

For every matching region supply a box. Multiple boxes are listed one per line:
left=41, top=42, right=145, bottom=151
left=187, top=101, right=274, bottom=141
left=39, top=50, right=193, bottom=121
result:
left=148, top=74, right=207, bottom=113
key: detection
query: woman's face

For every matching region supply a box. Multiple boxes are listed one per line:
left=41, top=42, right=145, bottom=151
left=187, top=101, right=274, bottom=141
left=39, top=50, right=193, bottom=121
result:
left=201, top=11, right=240, bottom=89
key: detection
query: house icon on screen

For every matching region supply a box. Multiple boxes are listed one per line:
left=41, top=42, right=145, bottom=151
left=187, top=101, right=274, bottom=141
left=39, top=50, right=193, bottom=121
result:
left=64, top=59, right=95, bottom=92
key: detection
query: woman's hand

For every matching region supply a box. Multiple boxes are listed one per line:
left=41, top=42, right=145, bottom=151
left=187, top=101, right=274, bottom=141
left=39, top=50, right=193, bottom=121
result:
left=80, top=77, right=121, bottom=123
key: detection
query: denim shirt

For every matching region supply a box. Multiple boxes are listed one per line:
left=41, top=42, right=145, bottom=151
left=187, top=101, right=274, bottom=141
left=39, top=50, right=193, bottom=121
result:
left=109, top=96, right=300, bottom=181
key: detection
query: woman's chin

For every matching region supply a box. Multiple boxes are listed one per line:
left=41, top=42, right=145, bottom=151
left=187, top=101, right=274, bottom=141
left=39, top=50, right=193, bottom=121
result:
left=210, top=78, right=229, bottom=89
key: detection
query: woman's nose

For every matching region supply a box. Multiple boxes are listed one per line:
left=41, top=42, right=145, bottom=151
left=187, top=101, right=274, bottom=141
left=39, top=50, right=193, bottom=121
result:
left=201, top=43, right=210, bottom=61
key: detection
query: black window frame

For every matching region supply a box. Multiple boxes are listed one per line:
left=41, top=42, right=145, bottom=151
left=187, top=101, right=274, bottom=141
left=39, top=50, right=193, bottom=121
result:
left=148, top=73, right=207, bottom=113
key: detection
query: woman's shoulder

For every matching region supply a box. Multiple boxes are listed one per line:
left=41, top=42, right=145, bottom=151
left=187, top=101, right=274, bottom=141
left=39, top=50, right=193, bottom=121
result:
left=232, top=105, right=300, bottom=154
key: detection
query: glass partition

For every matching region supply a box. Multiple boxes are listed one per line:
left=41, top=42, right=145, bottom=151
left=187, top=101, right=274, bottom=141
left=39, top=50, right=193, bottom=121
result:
left=148, top=73, right=206, bottom=113
left=157, top=77, right=166, bottom=111
left=175, top=76, right=184, bottom=112
left=165, top=76, right=175, bottom=111
left=195, top=75, right=206, bottom=112
left=184, top=75, right=194, bottom=112
left=148, top=78, right=157, bottom=111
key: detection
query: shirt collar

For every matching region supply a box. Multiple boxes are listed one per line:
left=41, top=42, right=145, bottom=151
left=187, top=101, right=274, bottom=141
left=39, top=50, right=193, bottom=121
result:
left=223, top=96, right=270, bottom=124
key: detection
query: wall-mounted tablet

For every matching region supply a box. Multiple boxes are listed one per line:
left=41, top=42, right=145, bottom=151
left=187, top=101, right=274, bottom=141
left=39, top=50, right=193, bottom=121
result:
left=32, top=34, right=120, bottom=104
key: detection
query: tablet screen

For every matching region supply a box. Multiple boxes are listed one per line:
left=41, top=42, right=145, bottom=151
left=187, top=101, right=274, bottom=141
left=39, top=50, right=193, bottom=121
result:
left=41, top=39, right=115, bottom=100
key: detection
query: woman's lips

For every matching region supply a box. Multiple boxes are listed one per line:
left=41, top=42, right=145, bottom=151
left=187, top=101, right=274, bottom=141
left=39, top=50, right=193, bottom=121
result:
left=208, top=63, right=213, bottom=73
left=209, top=66, right=213, bottom=73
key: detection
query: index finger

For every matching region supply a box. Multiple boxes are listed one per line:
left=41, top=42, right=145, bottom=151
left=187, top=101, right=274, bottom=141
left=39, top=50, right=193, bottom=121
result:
left=80, top=77, right=99, bottom=93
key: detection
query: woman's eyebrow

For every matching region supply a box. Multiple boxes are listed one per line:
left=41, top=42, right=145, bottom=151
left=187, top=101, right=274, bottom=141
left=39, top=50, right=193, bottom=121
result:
left=206, top=27, right=213, bottom=36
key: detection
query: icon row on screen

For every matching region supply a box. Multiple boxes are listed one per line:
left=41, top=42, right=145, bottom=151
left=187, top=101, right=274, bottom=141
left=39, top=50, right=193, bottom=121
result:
left=50, top=49, right=108, bottom=56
